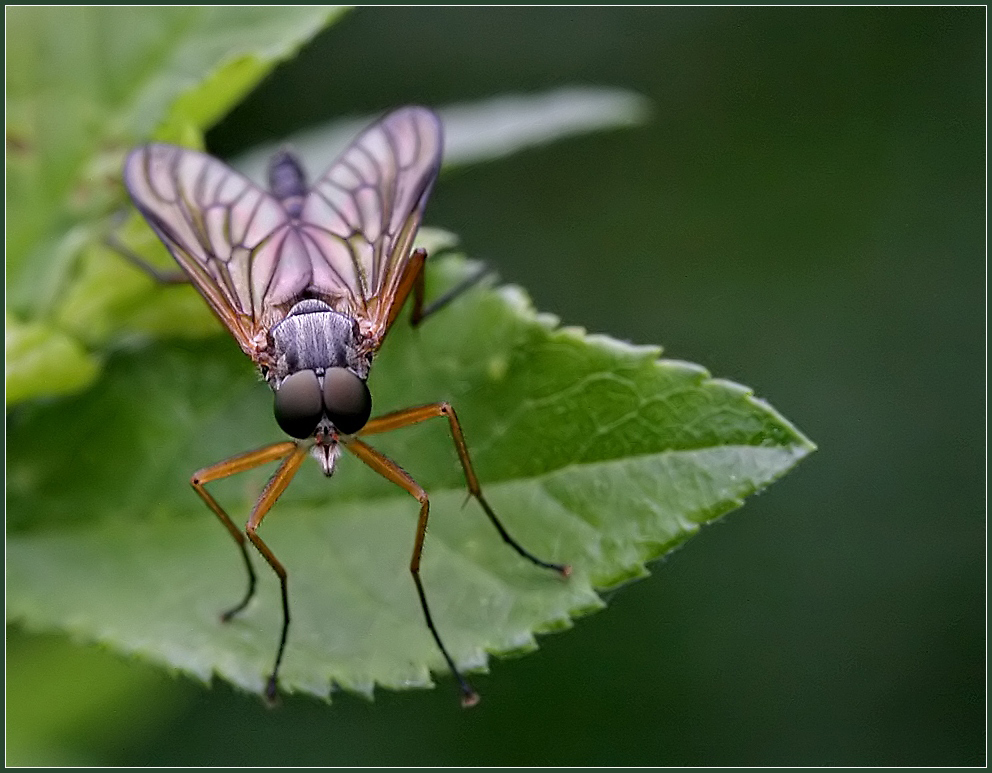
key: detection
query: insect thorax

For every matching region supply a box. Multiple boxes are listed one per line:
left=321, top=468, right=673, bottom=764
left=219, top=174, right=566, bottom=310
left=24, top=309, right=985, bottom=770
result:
left=268, top=300, right=370, bottom=386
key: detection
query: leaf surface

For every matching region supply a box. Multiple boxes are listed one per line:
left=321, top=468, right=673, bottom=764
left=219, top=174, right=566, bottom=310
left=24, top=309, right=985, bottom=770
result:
left=5, top=6, right=341, bottom=400
left=232, top=86, right=652, bottom=182
left=7, top=257, right=815, bottom=700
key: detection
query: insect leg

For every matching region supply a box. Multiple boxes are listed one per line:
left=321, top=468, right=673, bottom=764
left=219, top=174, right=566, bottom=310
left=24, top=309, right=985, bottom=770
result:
left=190, top=441, right=298, bottom=623
left=410, top=262, right=494, bottom=328
left=382, top=248, right=428, bottom=335
left=242, top=444, right=310, bottom=704
left=383, top=247, right=495, bottom=335
left=360, top=404, right=571, bottom=576
left=342, top=436, right=481, bottom=708
left=104, top=211, right=188, bottom=284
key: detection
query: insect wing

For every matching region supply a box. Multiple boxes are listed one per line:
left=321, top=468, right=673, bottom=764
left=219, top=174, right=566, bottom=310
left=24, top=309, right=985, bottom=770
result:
left=123, top=144, right=313, bottom=357
left=298, top=106, right=443, bottom=345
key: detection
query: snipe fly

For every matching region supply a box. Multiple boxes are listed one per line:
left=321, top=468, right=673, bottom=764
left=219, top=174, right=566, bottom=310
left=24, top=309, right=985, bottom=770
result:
left=123, top=106, right=569, bottom=707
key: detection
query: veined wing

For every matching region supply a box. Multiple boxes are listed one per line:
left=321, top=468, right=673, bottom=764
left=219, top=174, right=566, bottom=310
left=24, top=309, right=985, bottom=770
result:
left=123, top=144, right=313, bottom=358
left=298, top=106, right=443, bottom=347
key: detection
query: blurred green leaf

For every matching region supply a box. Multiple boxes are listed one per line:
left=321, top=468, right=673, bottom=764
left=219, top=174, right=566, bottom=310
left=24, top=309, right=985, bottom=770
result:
left=54, top=220, right=222, bottom=347
left=233, top=86, right=653, bottom=182
left=5, top=6, right=343, bottom=396
left=5, top=312, right=100, bottom=405
left=7, top=256, right=815, bottom=703
left=5, top=628, right=183, bottom=766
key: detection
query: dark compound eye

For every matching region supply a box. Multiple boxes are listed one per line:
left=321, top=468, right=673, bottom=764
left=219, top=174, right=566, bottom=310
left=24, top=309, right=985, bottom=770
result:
left=322, top=368, right=371, bottom=435
left=273, top=369, right=323, bottom=439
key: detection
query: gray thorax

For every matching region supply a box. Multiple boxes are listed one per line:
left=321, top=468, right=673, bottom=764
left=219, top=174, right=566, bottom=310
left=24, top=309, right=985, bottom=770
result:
left=269, top=300, right=370, bottom=385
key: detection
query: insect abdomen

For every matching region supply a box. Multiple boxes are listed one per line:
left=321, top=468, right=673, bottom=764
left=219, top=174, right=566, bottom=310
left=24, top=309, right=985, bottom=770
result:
left=268, top=150, right=308, bottom=218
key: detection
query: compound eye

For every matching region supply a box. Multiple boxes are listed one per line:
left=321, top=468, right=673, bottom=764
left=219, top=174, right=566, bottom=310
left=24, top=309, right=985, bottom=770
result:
left=322, top=368, right=372, bottom=435
left=273, top=369, right=323, bottom=439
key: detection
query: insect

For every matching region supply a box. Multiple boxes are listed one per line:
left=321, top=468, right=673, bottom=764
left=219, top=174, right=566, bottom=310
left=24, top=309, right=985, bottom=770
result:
left=122, top=106, right=570, bottom=707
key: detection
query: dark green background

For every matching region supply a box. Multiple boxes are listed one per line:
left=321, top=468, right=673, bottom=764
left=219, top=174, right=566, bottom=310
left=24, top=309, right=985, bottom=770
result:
left=8, top=7, right=983, bottom=765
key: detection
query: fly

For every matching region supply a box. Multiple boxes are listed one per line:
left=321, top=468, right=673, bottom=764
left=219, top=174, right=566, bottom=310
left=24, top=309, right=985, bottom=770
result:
left=122, top=106, right=570, bottom=707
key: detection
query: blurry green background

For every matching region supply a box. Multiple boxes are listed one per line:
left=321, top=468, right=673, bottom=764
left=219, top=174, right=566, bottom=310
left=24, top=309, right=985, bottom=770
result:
left=7, top=6, right=983, bottom=765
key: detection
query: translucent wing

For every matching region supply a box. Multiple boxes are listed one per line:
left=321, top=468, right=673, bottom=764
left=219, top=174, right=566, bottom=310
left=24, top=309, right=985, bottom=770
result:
left=124, top=107, right=443, bottom=358
left=298, top=106, right=443, bottom=346
left=123, top=145, right=312, bottom=359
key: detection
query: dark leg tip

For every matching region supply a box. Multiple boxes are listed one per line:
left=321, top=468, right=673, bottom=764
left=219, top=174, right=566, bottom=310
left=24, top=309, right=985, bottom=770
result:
left=220, top=595, right=253, bottom=622
left=460, top=688, right=481, bottom=709
left=264, top=676, right=281, bottom=707
left=558, top=563, right=573, bottom=579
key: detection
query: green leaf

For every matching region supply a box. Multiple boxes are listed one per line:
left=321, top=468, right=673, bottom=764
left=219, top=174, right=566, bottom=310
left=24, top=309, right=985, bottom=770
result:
left=150, top=7, right=349, bottom=144
left=5, top=6, right=343, bottom=400
left=5, top=312, right=101, bottom=405
left=7, top=256, right=815, bottom=702
left=233, top=86, right=652, bottom=182
left=6, top=629, right=181, bottom=766
left=7, top=6, right=340, bottom=312
left=53, top=223, right=222, bottom=347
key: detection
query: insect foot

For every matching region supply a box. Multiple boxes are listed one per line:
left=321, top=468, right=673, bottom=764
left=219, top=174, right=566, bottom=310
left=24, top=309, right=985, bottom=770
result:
left=264, top=676, right=281, bottom=708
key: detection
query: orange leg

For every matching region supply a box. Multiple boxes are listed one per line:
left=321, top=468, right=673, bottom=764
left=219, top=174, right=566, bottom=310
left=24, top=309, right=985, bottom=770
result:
left=244, top=444, right=310, bottom=703
left=191, top=441, right=308, bottom=704
left=361, top=403, right=571, bottom=576
left=343, top=436, right=480, bottom=708
left=383, top=248, right=427, bottom=336
left=191, top=442, right=297, bottom=621
left=383, top=247, right=494, bottom=335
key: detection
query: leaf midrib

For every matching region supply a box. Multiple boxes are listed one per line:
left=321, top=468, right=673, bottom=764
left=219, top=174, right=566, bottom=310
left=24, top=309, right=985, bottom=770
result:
left=250, top=440, right=813, bottom=512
